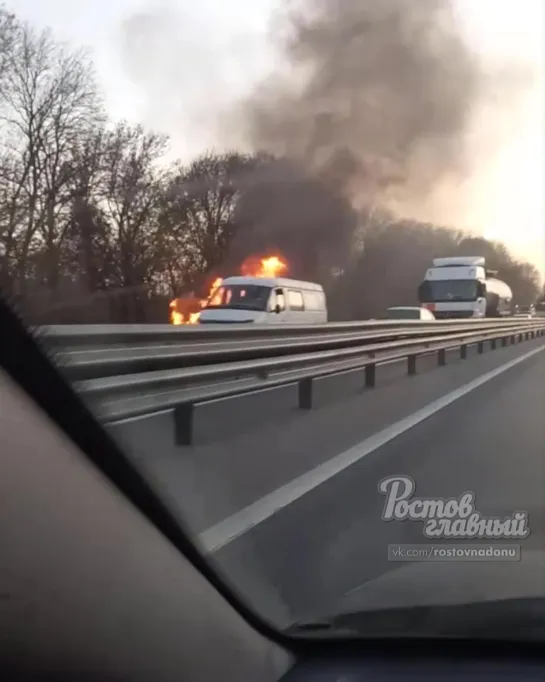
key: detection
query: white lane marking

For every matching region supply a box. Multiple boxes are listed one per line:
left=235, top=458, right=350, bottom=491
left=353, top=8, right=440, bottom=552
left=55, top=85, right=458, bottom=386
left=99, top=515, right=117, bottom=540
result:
left=198, top=343, right=545, bottom=554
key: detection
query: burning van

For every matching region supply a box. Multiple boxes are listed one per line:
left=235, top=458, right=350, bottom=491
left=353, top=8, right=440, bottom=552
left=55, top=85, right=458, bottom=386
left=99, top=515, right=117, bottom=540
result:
left=169, top=255, right=326, bottom=325
left=170, top=255, right=313, bottom=325
left=198, top=276, right=327, bottom=324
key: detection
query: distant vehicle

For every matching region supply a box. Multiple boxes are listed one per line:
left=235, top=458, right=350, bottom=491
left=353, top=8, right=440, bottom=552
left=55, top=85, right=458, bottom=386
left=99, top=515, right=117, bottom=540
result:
left=386, top=306, right=436, bottom=321
left=197, top=276, right=327, bottom=324
left=417, top=256, right=513, bottom=319
left=515, top=304, right=536, bottom=318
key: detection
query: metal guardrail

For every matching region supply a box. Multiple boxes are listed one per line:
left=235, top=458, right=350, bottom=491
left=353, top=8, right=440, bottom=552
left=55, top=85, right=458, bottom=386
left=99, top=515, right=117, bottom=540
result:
left=43, top=318, right=545, bottom=382
left=39, top=320, right=460, bottom=347
left=46, top=318, right=545, bottom=445
left=41, top=317, right=543, bottom=345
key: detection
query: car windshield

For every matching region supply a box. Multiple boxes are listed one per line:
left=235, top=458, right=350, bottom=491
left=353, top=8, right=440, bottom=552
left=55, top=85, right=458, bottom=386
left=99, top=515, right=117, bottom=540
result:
left=2, top=0, right=545, bottom=645
left=204, top=284, right=272, bottom=311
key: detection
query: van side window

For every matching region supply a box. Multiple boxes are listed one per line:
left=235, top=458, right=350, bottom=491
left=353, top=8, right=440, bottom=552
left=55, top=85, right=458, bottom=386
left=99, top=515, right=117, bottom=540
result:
left=303, top=291, right=317, bottom=310
left=303, top=290, right=325, bottom=311
left=270, top=288, right=286, bottom=312
left=287, top=289, right=304, bottom=311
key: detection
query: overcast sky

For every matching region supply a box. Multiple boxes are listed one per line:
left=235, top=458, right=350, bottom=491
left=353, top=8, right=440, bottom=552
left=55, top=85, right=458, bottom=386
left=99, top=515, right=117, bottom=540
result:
left=13, top=0, right=545, bottom=273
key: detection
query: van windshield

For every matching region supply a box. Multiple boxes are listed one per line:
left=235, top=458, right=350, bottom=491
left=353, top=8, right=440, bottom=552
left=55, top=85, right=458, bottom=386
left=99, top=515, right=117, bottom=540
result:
left=419, top=279, right=478, bottom=303
left=204, top=284, right=272, bottom=311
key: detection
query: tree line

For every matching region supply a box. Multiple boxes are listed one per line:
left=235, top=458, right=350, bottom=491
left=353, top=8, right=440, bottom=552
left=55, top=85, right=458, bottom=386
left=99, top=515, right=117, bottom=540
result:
left=0, top=7, right=542, bottom=324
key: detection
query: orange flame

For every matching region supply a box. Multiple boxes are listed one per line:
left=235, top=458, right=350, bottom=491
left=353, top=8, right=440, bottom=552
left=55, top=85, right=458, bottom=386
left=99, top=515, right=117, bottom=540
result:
left=241, top=255, right=287, bottom=278
left=169, top=255, right=287, bottom=324
left=169, top=300, right=184, bottom=326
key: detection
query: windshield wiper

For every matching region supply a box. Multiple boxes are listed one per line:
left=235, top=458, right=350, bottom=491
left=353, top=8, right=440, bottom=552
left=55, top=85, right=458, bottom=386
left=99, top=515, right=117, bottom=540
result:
left=286, top=598, right=545, bottom=640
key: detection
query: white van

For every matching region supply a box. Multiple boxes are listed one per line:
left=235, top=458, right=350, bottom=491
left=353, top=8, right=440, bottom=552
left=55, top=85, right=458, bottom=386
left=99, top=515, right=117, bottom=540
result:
left=197, top=276, right=327, bottom=324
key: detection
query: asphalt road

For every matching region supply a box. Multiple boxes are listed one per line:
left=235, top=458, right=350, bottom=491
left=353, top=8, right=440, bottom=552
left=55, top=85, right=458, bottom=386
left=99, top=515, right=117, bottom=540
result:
left=108, top=336, right=545, bottom=629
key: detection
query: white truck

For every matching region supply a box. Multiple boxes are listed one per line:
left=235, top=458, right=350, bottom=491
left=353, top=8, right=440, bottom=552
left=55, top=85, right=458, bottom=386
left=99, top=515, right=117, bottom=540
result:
left=417, top=256, right=514, bottom=319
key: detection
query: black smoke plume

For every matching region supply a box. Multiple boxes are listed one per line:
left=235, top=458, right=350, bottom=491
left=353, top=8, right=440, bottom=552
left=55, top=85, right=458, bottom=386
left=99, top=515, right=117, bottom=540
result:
left=235, top=0, right=493, bottom=204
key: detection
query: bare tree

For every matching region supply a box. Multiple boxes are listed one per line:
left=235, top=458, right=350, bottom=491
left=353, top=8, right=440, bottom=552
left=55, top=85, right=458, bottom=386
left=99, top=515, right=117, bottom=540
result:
left=0, top=6, right=15, bottom=88
left=0, top=20, right=101, bottom=303
left=62, top=128, right=110, bottom=289
left=504, top=261, right=542, bottom=305
left=0, top=9, right=22, bottom=291
left=158, top=151, right=258, bottom=295
left=95, top=122, right=168, bottom=321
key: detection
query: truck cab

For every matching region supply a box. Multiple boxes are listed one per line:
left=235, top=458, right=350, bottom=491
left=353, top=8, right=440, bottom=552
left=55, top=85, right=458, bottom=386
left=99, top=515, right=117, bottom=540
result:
left=418, top=257, right=487, bottom=319
left=417, top=256, right=513, bottom=319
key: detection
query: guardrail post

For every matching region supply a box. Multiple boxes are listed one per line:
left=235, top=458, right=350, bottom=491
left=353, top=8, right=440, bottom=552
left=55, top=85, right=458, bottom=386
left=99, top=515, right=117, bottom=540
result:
left=298, top=378, right=313, bottom=409
left=491, top=338, right=497, bottom=350
left=408, top=354, right=417, bottom=375
left=477, top=341, right=484, bottom=354
left=510, top=334, right=516, bottom=345
left=502, top=337, right=508, bottom=347
left=460, top=344, right=467, bottom=359
left=438, top=349, right=446, bottom=366
left=365, top=363, right=376, bottom=388
left=174, top=404, right=194, bottom=446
